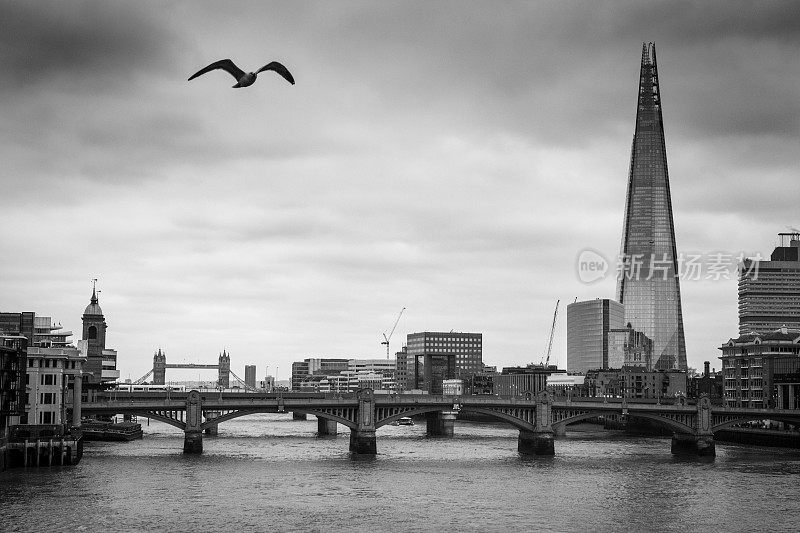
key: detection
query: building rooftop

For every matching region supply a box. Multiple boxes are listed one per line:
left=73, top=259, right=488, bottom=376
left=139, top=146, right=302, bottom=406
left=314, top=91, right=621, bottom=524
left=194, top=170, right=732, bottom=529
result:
left=724, top=326, right=800, bottom=346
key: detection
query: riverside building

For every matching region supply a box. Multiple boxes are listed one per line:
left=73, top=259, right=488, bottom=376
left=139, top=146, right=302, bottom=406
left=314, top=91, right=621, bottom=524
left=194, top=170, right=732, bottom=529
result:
left=738, top=232, right=800, bottom=335
left=719, top=326, right=800, bottom=409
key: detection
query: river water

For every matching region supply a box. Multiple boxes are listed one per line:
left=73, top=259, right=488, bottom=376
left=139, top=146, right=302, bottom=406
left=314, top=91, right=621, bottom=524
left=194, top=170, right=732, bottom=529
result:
left=2, top=414, right=799, bottom=532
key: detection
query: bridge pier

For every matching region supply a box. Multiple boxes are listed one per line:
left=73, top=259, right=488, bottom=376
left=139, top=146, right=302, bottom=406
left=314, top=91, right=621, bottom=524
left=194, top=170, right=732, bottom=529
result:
left=204, top=411, right=220, bottom=436
left=518, top=430, right=555, bottom=455
left=349, top=429, right=376, bottom=454
left=183, top=431, right=203, bottom=454
left=518, top=390, right=555, bottom=455
left=350, top=388, right=377, bottom=455
left=671, top=433, right=715, bottom=456
left=317, top=417, right=338, bottom=437
left=292, top=412, right=307, bottom=421
left=183, top=391, right=203, bottom=454
left=426, top=411, right=457, bottom=437
left=671, top=395, right=716, bottom=456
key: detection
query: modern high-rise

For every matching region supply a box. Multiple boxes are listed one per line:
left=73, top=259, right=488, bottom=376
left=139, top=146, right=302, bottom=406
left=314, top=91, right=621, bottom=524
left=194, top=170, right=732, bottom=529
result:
left=403, top=332, right=482, bottom=393
left=567, top=299, right=625, bottom=373
left=244, top=365, right=257, bottom=389
left=739, top=232, right=800, bottom=334
left=617, top=43, right=687, bottom=371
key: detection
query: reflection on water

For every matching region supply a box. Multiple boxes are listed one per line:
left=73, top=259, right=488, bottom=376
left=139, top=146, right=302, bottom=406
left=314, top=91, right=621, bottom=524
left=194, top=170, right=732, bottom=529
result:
left=2, top=413, right=799, bottom=533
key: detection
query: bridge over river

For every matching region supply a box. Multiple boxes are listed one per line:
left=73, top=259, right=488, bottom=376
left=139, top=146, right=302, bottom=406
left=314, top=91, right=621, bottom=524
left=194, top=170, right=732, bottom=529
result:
left=82, top=389, right=800, bottom=457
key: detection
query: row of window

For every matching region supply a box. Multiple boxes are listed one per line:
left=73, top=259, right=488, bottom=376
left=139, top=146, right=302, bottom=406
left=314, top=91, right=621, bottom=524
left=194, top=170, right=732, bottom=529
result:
left=26, top=359, right=80, bottom=369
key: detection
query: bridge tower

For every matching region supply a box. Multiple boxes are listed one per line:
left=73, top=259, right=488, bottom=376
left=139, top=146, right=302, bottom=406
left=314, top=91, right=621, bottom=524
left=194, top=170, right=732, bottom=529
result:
left=152, top=349, right=166, bottom=385
left=218, top=350, right=230, bottom=389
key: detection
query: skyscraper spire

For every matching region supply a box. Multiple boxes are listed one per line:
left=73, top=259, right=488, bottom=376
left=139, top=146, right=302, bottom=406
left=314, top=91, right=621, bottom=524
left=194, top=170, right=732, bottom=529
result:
left=617, top=43, right=687, bottom=371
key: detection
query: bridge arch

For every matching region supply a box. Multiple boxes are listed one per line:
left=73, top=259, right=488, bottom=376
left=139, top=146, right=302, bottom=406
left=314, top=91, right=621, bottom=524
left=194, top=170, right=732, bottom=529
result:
left=290, top=409, right=357, bottom=430
left=199, top=409, right=260, bottom=430
left=551, top=410, right=696, bottom=435
left=374, top=405, right=536, bottom=432
left=189, top=407, right=359, bottom=430
left=130, top=411, right=186, bottom=430
left=712, top=415, right=800, bottom=433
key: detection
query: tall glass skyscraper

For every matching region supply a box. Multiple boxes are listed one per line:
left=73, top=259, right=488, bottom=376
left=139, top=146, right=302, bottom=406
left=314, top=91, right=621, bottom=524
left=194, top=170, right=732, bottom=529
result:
left=617, top=43, right=687, bottom=371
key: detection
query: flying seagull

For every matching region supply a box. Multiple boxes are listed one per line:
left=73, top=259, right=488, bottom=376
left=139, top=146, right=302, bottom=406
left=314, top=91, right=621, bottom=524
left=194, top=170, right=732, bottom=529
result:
left=188, top=59, right=295, bottom=88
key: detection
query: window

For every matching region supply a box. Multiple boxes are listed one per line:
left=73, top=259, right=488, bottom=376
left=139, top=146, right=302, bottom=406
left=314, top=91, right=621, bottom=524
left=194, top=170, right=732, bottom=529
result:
left=40, top=392, right=56, bottom=404
left=88, top=325, right=97, bottom=340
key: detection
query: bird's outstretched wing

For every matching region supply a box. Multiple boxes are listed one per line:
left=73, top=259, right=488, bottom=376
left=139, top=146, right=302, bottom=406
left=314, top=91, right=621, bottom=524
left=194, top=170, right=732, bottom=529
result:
left=257, top=61, right=295, bottom=85
left=188, top=59, right=245, bottom=82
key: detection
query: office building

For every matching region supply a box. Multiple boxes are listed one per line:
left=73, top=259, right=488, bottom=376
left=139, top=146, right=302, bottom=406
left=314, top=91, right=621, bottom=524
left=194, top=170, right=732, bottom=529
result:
left=0, top=312, right=35, bottom=343
left=25, top=341, right=85, bottom=426
left=494, top=365, right=565, bottom=397
left=318, top=370, right=396, bottom=394
left=582, top=368, right=687, bottom=400
left=719, top=326, right=800, bottom=409
left=403, top=332, right=482, bottom=393
left=739, top=232, right=800, bottom=335
left=244, top=365, right=256, bottom=388
left=567, top=299, right=625, bottom=373
left=291, top=358, right=349, bottom=390
left=616, top=43, right=687, bottom=371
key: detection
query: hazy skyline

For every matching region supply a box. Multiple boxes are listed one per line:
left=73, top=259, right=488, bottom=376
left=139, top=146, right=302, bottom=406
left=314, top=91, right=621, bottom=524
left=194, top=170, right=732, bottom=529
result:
left=1, top=1, right=798, bottom=381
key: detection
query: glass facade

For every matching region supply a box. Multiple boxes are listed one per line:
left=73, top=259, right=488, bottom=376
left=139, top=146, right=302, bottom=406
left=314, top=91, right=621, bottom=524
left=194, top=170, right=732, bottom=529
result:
left=566, top=299, right=625, bottom=373
left=617, top=43, right=687, bottom=371
left=402, top=331, right=483, bottom=391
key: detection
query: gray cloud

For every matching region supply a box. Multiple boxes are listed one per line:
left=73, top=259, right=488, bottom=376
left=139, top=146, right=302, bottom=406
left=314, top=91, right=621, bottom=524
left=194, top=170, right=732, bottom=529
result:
left=0, top=1, right=182, bottom=92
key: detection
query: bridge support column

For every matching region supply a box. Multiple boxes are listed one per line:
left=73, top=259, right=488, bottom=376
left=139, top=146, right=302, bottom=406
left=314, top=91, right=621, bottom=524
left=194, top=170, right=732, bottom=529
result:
left=204, top=411, right=220, bottom=436
left=292, top=412, right=307, bottom=421
left=317, top=417, right=338, bottom=437
left=518, top=430, right=554, bottom=455
left=671, top=433, right=715, bottom=456
left=183, top=390, right=203, bottom=454
left=349, top=388, right=376, bottom=455
left=671, top=395, right=715, bottom=457
left=426, top=411, right=458, bottom=437
left=519, top=390, right=555, bottom=455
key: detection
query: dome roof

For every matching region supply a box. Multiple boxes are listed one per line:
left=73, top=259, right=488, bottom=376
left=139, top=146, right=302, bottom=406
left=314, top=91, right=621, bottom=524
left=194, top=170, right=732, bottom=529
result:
left=83, top=289, right=103, bottom=316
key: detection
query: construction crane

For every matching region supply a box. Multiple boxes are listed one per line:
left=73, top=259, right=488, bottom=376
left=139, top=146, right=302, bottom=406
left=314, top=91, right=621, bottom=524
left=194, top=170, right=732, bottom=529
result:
left=381, top=307, right=406, bottom=359
left=541, top=299, right=560, bottom=367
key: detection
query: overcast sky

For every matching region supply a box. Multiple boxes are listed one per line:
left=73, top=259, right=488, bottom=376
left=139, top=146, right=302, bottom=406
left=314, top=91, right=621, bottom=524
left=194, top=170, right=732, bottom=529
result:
left=1, top=1, right=798, bottom=382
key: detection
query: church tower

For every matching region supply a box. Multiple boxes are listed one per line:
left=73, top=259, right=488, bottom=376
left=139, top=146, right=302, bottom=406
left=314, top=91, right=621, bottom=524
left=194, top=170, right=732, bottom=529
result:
left=81, top=283, right=108, bottom=383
